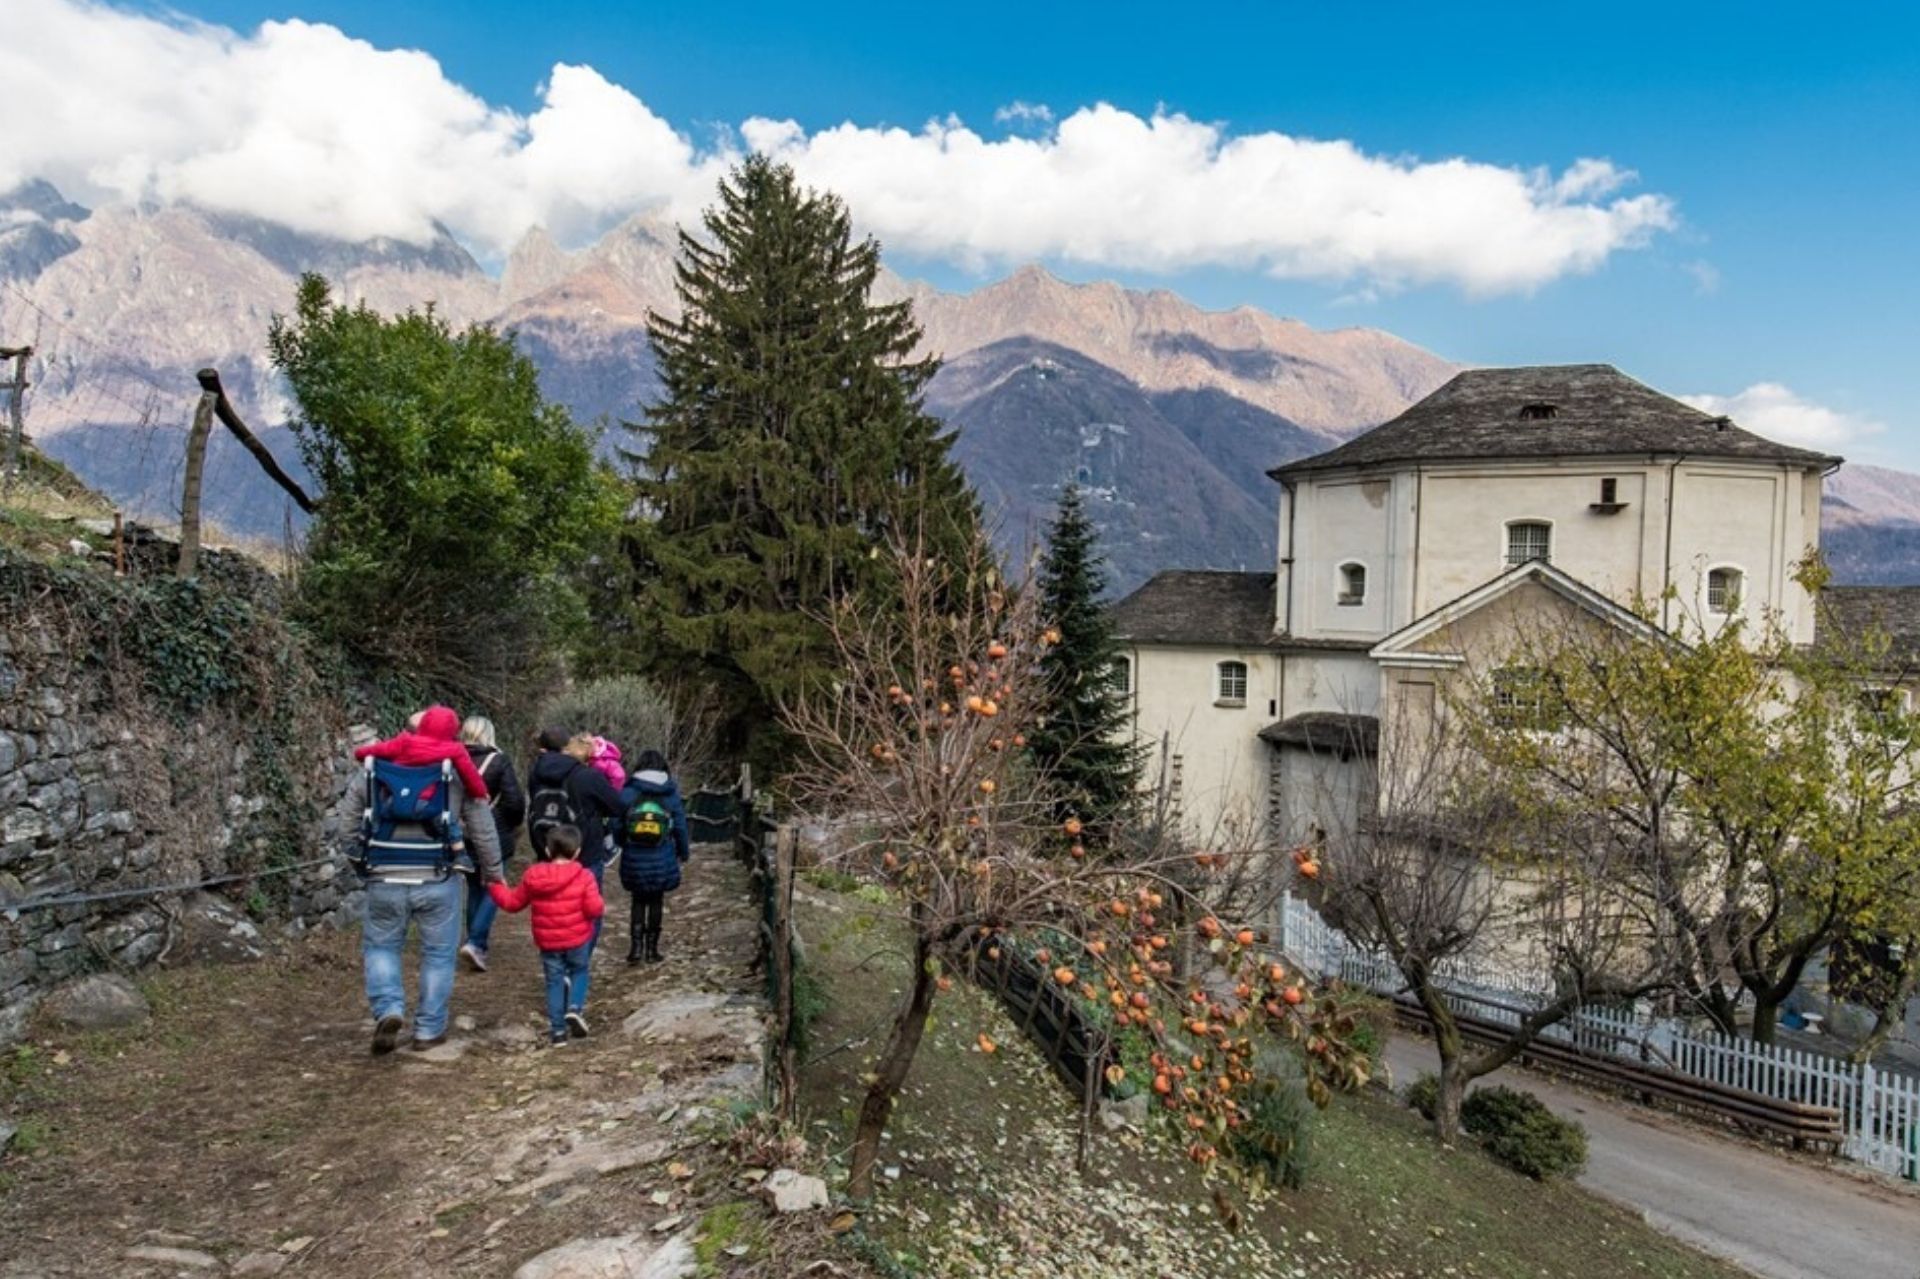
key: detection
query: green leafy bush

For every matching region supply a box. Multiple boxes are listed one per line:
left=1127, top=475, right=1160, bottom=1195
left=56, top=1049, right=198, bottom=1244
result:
left=790, top=954, right=830, bottom=1057
left=1404, top=1073, right=1440, bottom=1120
left=1337, top=989, right=1393, bottom=1068
left=1229, top=1049, right=1317, bottom=1189
left=269, top=274, right=620, bottom=710
left=1462, top=1085, right=1589, bottom=1180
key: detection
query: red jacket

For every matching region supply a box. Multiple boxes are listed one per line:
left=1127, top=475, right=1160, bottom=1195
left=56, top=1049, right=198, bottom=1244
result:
left=354, top=705, right=490, bottom=801
left=489, top=859, right=605, bottom=951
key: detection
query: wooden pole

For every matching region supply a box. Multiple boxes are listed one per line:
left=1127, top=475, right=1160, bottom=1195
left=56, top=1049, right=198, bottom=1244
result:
left=112, top=511, right=125, bottom=577
left=194, top=368, right=315, bottom=514
left=772, top=824, right=799, bottom=1121
left=178, top=388, right=217, bottom=578
left=2, top=346, right=31, bottom=493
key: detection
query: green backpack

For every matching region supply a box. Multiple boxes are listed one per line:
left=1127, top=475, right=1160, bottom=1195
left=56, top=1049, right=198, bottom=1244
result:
left=623, top=796, right=671, bottom=848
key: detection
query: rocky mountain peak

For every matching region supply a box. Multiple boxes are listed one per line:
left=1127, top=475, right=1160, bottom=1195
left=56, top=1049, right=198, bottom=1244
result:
left=501, top=225, right=572, bottom=305
left=1, top=179, right=90, bottom=225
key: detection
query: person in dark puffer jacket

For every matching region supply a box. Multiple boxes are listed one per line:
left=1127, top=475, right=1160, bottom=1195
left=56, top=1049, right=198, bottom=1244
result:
left=489, top=825, right=605, bottom=1045
left=616, top=749, right=691, bottom=964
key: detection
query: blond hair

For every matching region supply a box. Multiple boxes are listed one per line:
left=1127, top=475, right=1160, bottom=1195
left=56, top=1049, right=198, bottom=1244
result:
left=563, top=732, right=597, bottom=763
left=460, top=715, right=498, bottom=749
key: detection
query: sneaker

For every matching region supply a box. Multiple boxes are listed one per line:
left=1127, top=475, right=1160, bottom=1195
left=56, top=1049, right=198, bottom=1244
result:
left=565, top=1010, right=590, bottom=1039
left=460, top=943, right=489, bottom=972
left=409, top=1033, right=447, bottom=1052
left=371, top=1014, right=404, bottom=1055
left=548, top=1032, right=569, bottom=1048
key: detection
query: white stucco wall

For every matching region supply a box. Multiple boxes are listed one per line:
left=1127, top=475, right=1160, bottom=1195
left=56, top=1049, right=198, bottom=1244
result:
left=1282, top=456, right=1828, bottom=646
left=1125, top=643, right=1275, bottom=843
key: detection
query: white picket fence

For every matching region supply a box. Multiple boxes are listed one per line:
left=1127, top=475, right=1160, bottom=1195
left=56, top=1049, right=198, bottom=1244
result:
left=1277, top=892, right=1920, bottom=1181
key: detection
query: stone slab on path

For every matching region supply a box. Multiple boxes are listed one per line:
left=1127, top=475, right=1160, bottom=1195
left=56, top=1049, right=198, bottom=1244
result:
left=514, top=1230, right=694, bottom=1279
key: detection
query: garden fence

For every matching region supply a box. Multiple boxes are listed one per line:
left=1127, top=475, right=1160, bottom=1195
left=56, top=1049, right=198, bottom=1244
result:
left=691, top=767, right=799, bottom=1120
left=1277, top=891, right=1920, bottom=1181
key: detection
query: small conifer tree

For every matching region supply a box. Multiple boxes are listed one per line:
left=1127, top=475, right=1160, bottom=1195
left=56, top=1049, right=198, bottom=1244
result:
left=1029, top=484, right=1140, bottom=830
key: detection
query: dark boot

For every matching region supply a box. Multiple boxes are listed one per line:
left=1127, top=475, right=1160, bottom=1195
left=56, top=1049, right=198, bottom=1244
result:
left=626, top=919, right=645, bottom=965
left=645, top=928, right=664, bottom=963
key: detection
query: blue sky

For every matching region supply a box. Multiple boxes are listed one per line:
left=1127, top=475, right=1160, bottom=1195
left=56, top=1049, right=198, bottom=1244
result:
left=16, top=1, right=1920, bottom=464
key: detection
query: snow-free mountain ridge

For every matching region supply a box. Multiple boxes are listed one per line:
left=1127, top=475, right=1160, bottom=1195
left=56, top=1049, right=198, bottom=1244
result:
left=3, top=182, right=1917, bottom=591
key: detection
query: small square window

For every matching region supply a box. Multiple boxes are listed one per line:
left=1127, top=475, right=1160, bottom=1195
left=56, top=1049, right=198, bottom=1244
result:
left=1338, top=562, right=1366, bottom=606
left=1491, top=666, right=1562, bottom=732
left=1216, top=661, right=1248, bottom=706
left=1506, top=521, right=1551, bottom=567
left=1707, top=567, right=1743, bottom=615
left=1858, top=687, right=1908, bottom=719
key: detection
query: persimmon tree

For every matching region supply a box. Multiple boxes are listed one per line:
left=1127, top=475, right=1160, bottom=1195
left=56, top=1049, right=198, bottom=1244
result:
left=784, top=537, right=1369, bottom=1201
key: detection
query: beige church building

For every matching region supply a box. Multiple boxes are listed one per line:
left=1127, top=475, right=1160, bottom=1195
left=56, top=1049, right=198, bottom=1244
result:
left=1111, top=363, right=1914, bottom=845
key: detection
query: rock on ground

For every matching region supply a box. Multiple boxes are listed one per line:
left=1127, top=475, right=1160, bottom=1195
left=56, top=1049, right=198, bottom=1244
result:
left=757, top=1168, right=830, bottom=1213
left=45, top=973, right=150, bottom=1032
left=122, top=1244, right=219, bottom=1269
left=513, top=1231, right=693, bottom=1279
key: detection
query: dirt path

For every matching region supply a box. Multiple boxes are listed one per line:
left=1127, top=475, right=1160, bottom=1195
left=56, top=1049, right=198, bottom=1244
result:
left=0, top=850, right=769, bottom=1278
left=1381, top=1036, right=1920, bottom=1279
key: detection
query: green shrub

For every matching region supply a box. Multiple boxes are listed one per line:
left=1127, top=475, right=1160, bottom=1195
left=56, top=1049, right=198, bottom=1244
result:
left=1404, top=1073, right=1440, bottom=1120
left=1108, top=1027, right=1158, bottom=1102
left=790, top=954, right=829, bottom=1057
left=1340, top=990, right=1394, bottom=1067
left=1229, top=1049, right=1316, bottom=1189
left=1462, top=1085, right=1588, bottom=1180
left=537, top=675, right=718, bottom=783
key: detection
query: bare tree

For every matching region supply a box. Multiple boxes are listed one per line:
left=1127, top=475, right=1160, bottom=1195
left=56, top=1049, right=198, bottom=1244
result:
left=783, top=536, right=1370, bottom=1199
left=1311, top=661, right=1677, bottom=1143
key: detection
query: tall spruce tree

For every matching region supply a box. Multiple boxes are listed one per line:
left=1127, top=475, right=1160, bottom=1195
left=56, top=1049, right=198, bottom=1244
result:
left=1030, top=484, right=1140, bottom=829
left=629, top=156, right=978, bottom=771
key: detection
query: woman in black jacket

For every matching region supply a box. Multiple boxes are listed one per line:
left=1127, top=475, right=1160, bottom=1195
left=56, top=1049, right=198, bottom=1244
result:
left=458, top=715, right=526, bottom=973
left=524, top=727, right=627, bottom=954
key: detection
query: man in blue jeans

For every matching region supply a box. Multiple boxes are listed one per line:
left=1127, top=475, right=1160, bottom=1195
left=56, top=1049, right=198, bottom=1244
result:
left=334, top=714, right=504, bottom=1054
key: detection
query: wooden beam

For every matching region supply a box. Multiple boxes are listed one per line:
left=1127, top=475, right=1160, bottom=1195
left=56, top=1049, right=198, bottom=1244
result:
left=178, top=389, right=217, bottom=578
left=2, top=346, right=30, bottom=493
left=194, top=368, right=315, bottom=514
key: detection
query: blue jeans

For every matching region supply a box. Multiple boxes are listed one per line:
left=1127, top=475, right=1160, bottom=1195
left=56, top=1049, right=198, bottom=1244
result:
left=362, top=875, right=462, bottom=1040
left=583, top=857, right=608, bottom=951
left=464, top=875, right=499, bottom=953
left=541, top=943, right=593, bottom=1036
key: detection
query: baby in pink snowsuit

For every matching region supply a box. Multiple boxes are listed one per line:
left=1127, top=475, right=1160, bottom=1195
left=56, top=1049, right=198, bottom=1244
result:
left=589, top=736, right=626, bottom=789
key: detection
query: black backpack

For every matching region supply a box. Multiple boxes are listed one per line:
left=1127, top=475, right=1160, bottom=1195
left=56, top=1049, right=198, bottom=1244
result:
left=527, top=761, right=581, bottom=853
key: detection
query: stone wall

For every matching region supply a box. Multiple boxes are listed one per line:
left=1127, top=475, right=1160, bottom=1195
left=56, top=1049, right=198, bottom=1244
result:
left=0, top=554, right=365, bottom=1044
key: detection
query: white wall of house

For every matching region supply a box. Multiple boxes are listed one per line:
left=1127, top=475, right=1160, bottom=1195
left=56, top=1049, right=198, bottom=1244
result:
left=1125, top=643, right=1275, bottom=844
left=1282, top=456, right=1828, bottom=647
left=1129, top=443, right=1831, bottom=844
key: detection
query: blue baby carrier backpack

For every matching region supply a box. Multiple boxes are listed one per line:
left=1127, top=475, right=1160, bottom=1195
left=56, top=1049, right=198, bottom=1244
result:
left=356, top=758, right=460, bottom=880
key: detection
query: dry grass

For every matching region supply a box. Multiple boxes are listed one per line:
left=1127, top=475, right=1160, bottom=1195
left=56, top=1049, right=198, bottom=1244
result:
left=793, top=878, right=1748, bottom=1279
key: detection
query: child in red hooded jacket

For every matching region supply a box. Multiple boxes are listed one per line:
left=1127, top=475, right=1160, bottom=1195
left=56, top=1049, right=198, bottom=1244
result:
left=353, top=705, right=492, bottom=802
left=489, top=825, right=604, bottom=1044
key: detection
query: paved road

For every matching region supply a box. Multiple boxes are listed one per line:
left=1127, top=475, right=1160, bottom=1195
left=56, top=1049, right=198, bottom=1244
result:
left=1381, top=1037, right=1920, bottom=1279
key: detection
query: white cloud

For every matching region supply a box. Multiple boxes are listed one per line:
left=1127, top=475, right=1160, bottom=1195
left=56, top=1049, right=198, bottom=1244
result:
left=993, top=100, right=1054, bottom=126
left=1681, top=384, right=1883, bottom=450
left=1683, top=259, right=1721, bottom=295
left=0, top=0, right=1677, bottom=293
